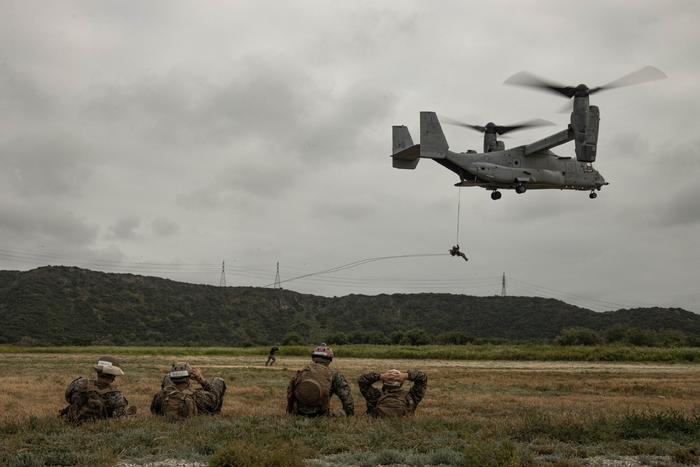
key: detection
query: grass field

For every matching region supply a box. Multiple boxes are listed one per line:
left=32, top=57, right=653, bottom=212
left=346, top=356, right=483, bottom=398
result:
left=1, top=349, right=699, bottom=466
left=3, top=344, right=700, bottom=362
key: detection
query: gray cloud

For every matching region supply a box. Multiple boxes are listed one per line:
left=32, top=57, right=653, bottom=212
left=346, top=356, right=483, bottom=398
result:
left=108, top=216, right=141, bottom=240
left=0, top=65, right=55, bottom=120
left=151, top=217, right=179, bottom=237
left=0, top=201, right=98, bottom=247
left=0, top=134, right=94, bottom=199
left=0, top=1, right=699, bottom=313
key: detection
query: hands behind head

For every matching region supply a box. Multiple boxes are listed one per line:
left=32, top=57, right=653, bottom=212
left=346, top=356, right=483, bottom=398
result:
left=380, top=370, right=408, bottom=384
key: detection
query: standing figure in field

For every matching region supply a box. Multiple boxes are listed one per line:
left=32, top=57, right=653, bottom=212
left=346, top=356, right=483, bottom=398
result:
left=357, top=369, right=428, bottom=417
left=265, top=345, right=280, bottom=366
left=287, top=344, right=354, bottom=417
left=60, top=355, right=134, bottom=423
left=150, top=362, right=227, bottom=419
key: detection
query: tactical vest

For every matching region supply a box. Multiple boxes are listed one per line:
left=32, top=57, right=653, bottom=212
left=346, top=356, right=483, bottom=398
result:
left=161, top=384, right=198, bottom=419
left=63, top=380, right=117, bottom=423
left=293, top=363, right=333, bottom=410
left=375, top=389, right=410, bottom=417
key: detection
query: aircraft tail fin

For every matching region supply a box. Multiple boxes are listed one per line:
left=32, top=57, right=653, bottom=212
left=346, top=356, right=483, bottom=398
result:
left=392, top=125, right=420, bottom=169
left=420, top=111, right=448, bottom=159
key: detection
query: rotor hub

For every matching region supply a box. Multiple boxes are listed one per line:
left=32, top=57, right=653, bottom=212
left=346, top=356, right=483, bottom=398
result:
left=574, top=84, right=590, bottom=97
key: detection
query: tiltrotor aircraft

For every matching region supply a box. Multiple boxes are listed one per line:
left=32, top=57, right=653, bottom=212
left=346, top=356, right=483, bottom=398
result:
left=391, top=66, right=666, bottom=200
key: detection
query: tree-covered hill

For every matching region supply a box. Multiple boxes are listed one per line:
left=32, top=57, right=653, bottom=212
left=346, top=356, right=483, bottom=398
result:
left=0, top=266, right=698, bottom=346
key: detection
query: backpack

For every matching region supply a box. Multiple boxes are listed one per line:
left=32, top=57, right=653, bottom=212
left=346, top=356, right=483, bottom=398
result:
left=293, top=363, right=333, bottom=409
left=161, top=385, right=198, bottom=419
left=375, top=390, right=409, bottom=417
left=63, top=381, right=114, bottom=423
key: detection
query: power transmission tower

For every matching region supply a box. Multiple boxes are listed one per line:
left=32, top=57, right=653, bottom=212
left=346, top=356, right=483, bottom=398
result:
left=501, top=272, right=506, bottom=297
left=273, top=262, right=286, bottom=310
left=273, top=262, right=281, bottom=289
left=219, top=261, right=227, bottom=287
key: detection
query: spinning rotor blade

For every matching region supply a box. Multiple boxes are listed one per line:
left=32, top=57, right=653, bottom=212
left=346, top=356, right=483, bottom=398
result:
left=496, top=119, right=554, bottom=135
left=442, top=117, right=485, bottom=133
left=589, top=65, right=667, bottom=94
left=443, top=117, right=553, bottom=135
left=505, top=66, right=667, bottom=98
left=504, top=71, right=576, bottom=98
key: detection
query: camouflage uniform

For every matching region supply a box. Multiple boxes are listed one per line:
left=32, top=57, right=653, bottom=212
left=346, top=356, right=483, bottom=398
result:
left=151, top=375, right=227, bottom=415
left=265, top=346, right=279, bottom=366
left=60, top=377, right=130, bottom=421
left=287, top=364, right=354, bottom=417
left=358, top=370, right=427, bottom=416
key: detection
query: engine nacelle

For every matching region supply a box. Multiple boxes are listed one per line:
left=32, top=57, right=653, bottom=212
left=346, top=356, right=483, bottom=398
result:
left=574, top=105, right=600, bottom=163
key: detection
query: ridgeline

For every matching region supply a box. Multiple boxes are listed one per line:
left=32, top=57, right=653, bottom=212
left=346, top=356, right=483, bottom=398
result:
left=0, top=266, right=698, bottom=346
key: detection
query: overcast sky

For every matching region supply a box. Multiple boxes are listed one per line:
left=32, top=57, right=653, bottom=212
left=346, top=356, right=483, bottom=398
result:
left=1, top=0, right=699, bottom=312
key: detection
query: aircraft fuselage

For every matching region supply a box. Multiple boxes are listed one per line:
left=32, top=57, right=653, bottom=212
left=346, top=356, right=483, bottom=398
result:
left=447, top=147, right=607, bottom=191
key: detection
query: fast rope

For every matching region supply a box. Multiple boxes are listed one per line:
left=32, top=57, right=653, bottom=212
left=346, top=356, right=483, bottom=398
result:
left=263, top=253, right=445, bottom=287
left=455, top=187, right=462, bottom=245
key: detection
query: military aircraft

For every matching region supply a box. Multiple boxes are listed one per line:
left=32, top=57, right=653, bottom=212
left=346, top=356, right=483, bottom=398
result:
left=391, top=66, right=666, bottom=200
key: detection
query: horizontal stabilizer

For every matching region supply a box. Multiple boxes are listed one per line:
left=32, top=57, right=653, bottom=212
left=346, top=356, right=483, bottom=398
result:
left=392, top=144, right=420, bottom=169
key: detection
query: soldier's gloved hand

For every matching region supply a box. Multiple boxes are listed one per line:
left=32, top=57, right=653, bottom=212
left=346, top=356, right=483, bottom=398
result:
left=381, top=369, right=402, bottom=385
left=190, top=367, right=204, bottom=383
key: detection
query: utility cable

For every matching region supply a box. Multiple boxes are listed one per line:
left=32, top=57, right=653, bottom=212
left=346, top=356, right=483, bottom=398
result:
left=261, top=253, right=445, bottom=287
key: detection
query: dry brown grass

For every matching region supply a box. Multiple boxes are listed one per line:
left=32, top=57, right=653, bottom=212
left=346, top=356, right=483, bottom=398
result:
left=1, top=353, right=699, bottom=423
left=2, top=352, right=700, bottom=466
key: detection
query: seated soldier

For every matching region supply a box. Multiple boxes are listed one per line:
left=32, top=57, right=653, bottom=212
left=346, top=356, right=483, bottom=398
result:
left=60, top=355, right=134, bottom=423
left=357, top=369, right=428, bottom=417
left=150, top=362, right=226, bottom=419
left=287, top=344, right=354, bottom=417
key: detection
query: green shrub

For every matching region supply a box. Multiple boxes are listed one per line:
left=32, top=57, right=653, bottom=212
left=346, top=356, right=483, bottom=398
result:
left=555, top=327, right=602, bottom=346
left=436, top=331, right=473, bottom=345
left=617, top=411, right=700, bottom=439
left=462, top=440, right=529, bottom=467
left=209, top=440, right=310, bottom=467
left=324, top=332, right=348, bottom=345
left=282, top=332, right=305, bottom=346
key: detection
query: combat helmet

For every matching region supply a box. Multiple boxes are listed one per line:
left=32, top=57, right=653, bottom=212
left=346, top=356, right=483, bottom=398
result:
left=94, top=356, right=124, bottom=376
left=169, top=362, right=192, bottom=383
left=311, top=344, right=334, bottom=360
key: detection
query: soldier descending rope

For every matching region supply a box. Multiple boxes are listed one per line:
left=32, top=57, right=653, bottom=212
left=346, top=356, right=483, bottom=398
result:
left=449, top=188, right=468, bottom=262
left=449, top=244, right=468, bottom=262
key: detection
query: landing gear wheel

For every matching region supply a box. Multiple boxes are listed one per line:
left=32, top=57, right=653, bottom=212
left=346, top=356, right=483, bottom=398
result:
left=589, top=192, right=597, bottom=199
left=515, top=184, right=526, bottom=194
left=491, top=191, right=502, bottom=200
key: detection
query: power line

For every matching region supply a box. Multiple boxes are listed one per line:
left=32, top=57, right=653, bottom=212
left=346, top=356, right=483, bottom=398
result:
left=260, top=253, right=445, bottom=288
left=0, top=245, right=658, bottom=311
